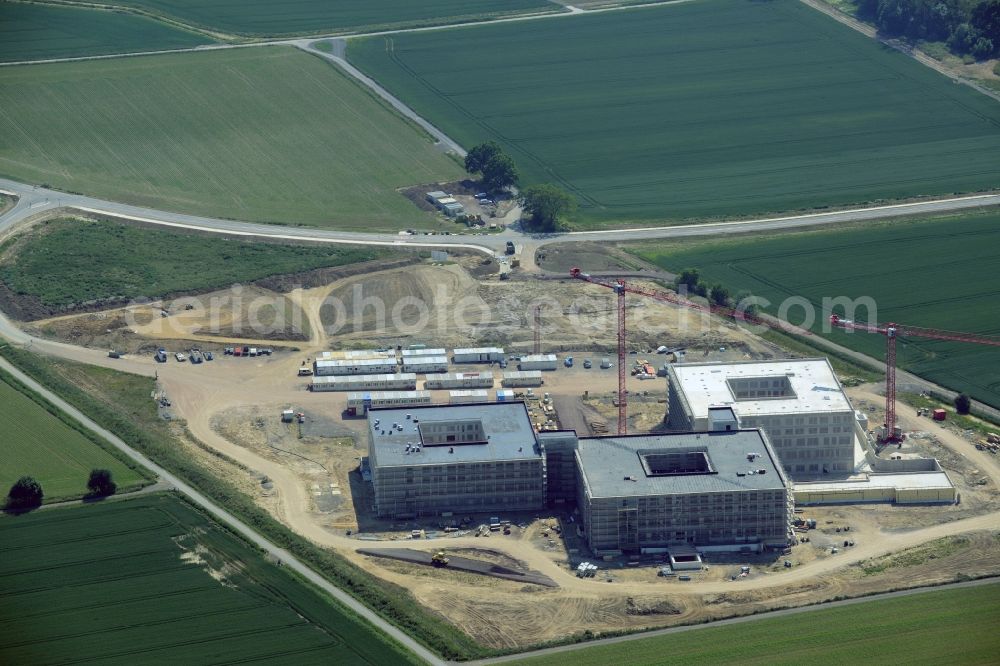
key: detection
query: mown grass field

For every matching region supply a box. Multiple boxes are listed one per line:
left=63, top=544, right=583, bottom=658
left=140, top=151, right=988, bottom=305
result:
left=629, top=210, right=1000, bottom=408
left=0, top=373, right=148, bottom=503
left=0, top=1, right=211, bottom=62
left=0, top=218, right=391, bottom=310
left=67, top=0, right=558, bottom=36
left=0, top=493, right=419, bottom=664
left=349, top=0, right=1000, bottom=227
left=0, top=47, right=464, bottom=230
left=513, top=581, right=1000, bottom=665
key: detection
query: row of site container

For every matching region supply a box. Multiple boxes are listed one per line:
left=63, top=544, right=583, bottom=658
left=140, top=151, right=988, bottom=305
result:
left=313, top=347, right=560, bottom=377
left=310, top=370, right=543, bottom=392
left=343, top=389, right=523, bottom=415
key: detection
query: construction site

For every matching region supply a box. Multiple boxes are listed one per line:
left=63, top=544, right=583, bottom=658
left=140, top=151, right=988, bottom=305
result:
left=9, top=247, right=1000, bottom=649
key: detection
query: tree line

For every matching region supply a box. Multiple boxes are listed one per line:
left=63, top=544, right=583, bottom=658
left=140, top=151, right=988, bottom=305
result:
left=5, top=469, right=117, bottom=510
left=857, top=0, right=1000, bottom=59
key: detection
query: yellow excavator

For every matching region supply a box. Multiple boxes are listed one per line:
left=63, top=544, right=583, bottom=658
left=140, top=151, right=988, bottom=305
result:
left=431, top=551, right=450, bottom=567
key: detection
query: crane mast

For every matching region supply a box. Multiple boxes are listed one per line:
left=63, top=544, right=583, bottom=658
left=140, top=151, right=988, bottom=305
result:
left=569, top=267, right=806, bottom=435
left=830, top=315, right=1000, bottom=443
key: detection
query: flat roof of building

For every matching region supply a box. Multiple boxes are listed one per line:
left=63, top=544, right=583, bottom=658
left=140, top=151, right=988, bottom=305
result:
left=577, top=430, right=787, bottom=498
left=795, top=472, right=954, bottom=493
left=670, top=358, right=852, bottom=417
left=347, top=391, right=430, bottom=401
left=401, top=356, right=448, bottom=365
left=313, top=373, right=416, bottom=385
left=369, top=402, right=539, bottom=467
left=401, top=348, right=447, bottom=357
left=316, top=358, right=396, bottom=368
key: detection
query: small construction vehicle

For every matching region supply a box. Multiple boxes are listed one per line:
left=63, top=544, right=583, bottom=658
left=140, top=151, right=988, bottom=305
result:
left=431, top=551, right=450, bottom=567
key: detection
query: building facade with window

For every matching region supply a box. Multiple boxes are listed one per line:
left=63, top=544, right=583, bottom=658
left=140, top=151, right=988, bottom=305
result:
left=367, top=403, right=544, bottom=518
left=666, top=359, right=857, bottom=478
left=574, top=430, right=793, bottom=556
left=366, top=404, right=793, bottom=556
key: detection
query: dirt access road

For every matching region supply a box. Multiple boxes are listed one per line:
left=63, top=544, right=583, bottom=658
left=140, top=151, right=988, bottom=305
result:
left=3, top=258, right=999, bottom=596
left=19, top=303, right=996, bottom=603
left=4, top=258, right=1000, bottom=650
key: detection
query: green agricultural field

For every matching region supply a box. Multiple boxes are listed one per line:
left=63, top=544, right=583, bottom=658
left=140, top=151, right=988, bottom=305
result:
left=0, top=217, right=393, bottom=312
left=61, top=0, right=558, bottom=36
left=513, top=582, right=1000, bottom=666
left=0, top=47, right=464, bottom=230
left=629, top=210, right=1000, bottom=408
left=0, top=374, right=148, bottom=503
left=0, top=493, right=419, bottom=664
left=0, top=1, right=211, bottom=62
left=0, top=346, right=488, bottom=660
left=348, top=0, right=1000, bottom=227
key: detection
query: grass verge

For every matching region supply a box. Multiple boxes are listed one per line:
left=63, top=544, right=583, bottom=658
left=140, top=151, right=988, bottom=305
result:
left=0, top=216, right=393, bottom=311
left=758, top=328, right=883, bottom=385
left=861, top=536, right=971, bottom=576
left=898, top=392, right=1000, bottom=433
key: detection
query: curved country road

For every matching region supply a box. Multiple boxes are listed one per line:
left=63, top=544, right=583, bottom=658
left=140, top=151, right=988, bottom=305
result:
left=3, top=178, right=999, bottom=257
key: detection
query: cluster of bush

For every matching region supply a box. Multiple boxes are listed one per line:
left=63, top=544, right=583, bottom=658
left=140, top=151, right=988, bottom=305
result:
left=857, top=0, right=1000, bottom=60
left=675, top=268, right=740, bottom=307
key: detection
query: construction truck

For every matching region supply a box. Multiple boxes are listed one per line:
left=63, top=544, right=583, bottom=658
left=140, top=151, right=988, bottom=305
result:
left=431, top=551, right=450, bottom=567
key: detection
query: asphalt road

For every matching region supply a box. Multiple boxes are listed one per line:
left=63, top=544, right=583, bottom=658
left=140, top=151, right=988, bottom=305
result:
left=0, top=355, right=446, bottom=666
left=4, top=178, right=999, bottom=259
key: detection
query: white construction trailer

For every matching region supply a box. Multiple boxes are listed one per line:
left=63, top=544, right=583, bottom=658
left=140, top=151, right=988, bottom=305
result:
left=320, top=349, right=396, bottom=361
left=448, top=389, right=489, bottom=404
left=452, top=347, right=505, bottom=363
left=311, top=373, right=417, bottom=392
left=401, top=355, right=449, bottom=374
left=518, top=354, right=558, bottom=371
left=400, top=348, right=446, bottom=359
left=346, top=391, right=432, bottom=416
left=502, top=370, right=544, bottom=388
left=314, top=358, right=398, bottom=376
left=424, top=372, right=495, bottom=390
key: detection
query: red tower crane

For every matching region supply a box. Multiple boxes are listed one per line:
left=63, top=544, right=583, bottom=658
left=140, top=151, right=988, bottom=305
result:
left=533, top=305, right=541, bottom=356
left=829, top=315, right=1000, bottom=443
left=569, top=268, right=811, bottom=435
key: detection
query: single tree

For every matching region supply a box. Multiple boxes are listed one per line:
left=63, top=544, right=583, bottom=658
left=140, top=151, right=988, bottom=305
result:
left=675, top=268, right=701, bottom=292
left=481, top=153, right=519, bottom=193
left=519, top=184, right=576, bottom=231
left=87, top=469, right=117, bottom=497
left=735, top=290, right=759, bottom=316
left=464, top=141, right=502, bottom=175
left=6, top=476, right=43, bottom=510
left=709, top=283, right=731, bottom=307
left=954, top=393, right=972, bottom=415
